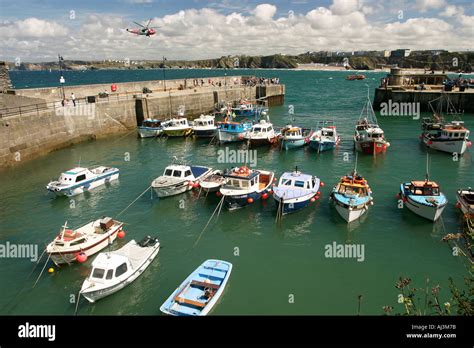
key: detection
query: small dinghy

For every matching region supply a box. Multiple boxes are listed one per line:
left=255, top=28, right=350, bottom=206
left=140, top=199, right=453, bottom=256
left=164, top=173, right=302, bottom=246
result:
left=309, top=121, right=340, bottom=153
left=160, top=259, right=232, bottom=316
left=137, top=119, right=164, bottom=138
left=220, top=166, right=274, bottom=210
left=280, top=125, right=312, bottom=150
left=192, top=114, right=217, bottom=138
left=399, top=155, right=447, bottom=222
left=46, top=166, right=119, bottom=197
left=456, top=188, right=474, bottom=214
left=273, top=169, right=321, bottom=215
left=199, top=170, right=226, bottom=193
left=46, top=217, right=124, bottom=266
left=330, top=170, right=373, bottom=223
left=151, top=159, right=212, bottom=198
left=80, top=236, right=160, bottom=303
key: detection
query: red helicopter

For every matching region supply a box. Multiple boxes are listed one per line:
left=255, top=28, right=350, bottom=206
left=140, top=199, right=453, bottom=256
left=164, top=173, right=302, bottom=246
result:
left=126, top=19, right=159, bottom=37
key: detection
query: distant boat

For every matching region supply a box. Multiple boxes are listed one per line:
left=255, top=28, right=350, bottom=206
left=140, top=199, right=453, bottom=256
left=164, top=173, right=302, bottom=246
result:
left=398, top=155, right=447, bottom=221
left=192, top=114, right=217, bottom=138
left=162, top=117, right=192, bottom=137
left=46, top=217, right=123, bottom=266
left=46, top=166, right=119, bottom=197
left=279, top=125, right=312, bottom=150
left=309, top=121, right=340, bottom=153
left=273, top=169, right=321, bottom=215
left=354, top=88, right=390, bottom=155
left=151, top=160, right=212, bottom=198
left=243, top=120, right=280, bottom=147
left=217, top=121, right=253, bottom=144
left=220, top=166, right=274, bottom=210
left=346, top=74, right=366, bottom=80
left=80, top=236, right=160, bottom=303
left=160, top=259, right=232, bottom=316
left=226, top=100, right=268, bottom=119
left=137, top=118, right=165, bottom=138
left=456, top=188, right=474, bottom=214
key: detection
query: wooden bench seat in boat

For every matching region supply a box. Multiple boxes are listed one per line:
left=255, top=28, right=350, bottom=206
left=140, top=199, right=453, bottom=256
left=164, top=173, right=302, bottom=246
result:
left=175, top=296, right=206, bottom=308
left=190, top=280, right=219, bottom=290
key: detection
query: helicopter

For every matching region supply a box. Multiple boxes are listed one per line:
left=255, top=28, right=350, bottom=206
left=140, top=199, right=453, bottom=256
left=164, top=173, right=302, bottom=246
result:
left=126, top=19, right=159, bottom=37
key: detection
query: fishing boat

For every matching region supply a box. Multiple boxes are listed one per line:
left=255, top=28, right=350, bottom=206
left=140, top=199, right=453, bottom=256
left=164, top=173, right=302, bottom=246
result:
left=309, top=121, right=340, bottom=153
left=227, top=100, right=268, bottom=119
left=456, top=188, right=474, bottom=214
left=192, top=114, right=217, bottom=138
left=243, top=120, right=280, bottom=147
left=45, top=217, right=124, bottom=266
left=46, top=166, right=119, bottom=197
left=162, top=117, right=192, bottom=137
left=137, top=119, right=164, bottom=138
left=217, top=121, right=253, bottom=144
left=279, top=125, right=312, bottom=150
left=80, top=236, right=160, bottom=303
left=199, top=170, right=226, bottom=193
left=160, top=259, right=232, bottom=316
left=219, top=166, right=274, bottom=210
left=398, top=155, right=447, bottom=221
left=421, top=95, right=471, bottom=155
left=330, top=168, right=373, bottom=223
left=346, top=74, right=366, bottom=80
left=151, top=160, right=212, bottom=198
left=273, top=169, right=321, bottom=215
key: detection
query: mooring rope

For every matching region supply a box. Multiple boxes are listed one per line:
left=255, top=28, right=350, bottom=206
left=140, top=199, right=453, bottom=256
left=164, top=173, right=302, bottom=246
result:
left=115, top=185, right=152, bottom=218
left=192, top=195, right=225, bottom=248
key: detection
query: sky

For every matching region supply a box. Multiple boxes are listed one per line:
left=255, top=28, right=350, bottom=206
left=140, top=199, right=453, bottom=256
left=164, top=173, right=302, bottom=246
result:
left=0, top=0, right=473, bottom=62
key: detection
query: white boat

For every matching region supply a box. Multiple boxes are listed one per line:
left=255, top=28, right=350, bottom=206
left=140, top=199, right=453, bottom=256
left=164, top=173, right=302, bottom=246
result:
left=160, top=259, right=232, bottom=316
left=399, top=180, right=447, bottom=221
left=199, top=170, right=226, bottom=193
left=45, top=217, right=124, bottom=266
left=151, top=160, right=212, bottom=198
left=309, top=121, right=341, bottom=153
left=162, top=117, right=192, bottom=137
left=456, top=188, right=474, bottom=214
left=80, top=236, right=160, bottom=303
left=243, top=120, right=280, bottom=147
left=137, top=119, right=165, bottom=138
left=421, top=119, right=471, bottom=155
left=192, top=115, right=217, bottom=138
left=46, top=166, right=119, bottom=197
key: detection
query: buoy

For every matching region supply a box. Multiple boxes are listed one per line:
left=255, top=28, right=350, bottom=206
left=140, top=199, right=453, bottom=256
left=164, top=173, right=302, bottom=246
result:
left=317, top=191, right=321, bottom=196
left=320, top=182, right=325, bottom=187
left=262, top=193, right=269, bottom=200
left=193, top=182, right=200, bottom=188
left=315, top=195, right=320, bottom=200
left=247, top=197, right=254, bottom=204
left=76, top=252, right=87, bottom=263
left=117, top=230, right=126, bottom=239
left=310, top=197, right=316, bottom=202
left=455, top=202, right=461, bottom=209
left=396, top=193, right=400, bottom=199
left=48, top=267, right=55, bottom=274
left=428, top=140, right=433, bottom=145
left=273, top=178, right=277, bottom=182
left=468, top=141, right=472, bottom=147
left=268, top=189, right=273, bottom=194
left=216, top=191, right=222, bottom=197
left=402, top=197, right=407, bottom=203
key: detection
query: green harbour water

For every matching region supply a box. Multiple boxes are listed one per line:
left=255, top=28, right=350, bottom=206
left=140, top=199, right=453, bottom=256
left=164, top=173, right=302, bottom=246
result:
left=0, top=69, right=473, bottom=315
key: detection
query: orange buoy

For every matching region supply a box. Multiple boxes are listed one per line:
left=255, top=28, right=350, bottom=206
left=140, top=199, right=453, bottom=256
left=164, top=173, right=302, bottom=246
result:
left=76, top=252, right=87, bottom=263
left=317, top=191, right=321, bottom=195
left=310, top=197, right=316, bottom=202
left=247, top=197, right=254, bottom=204
left=216, top=191, right=222, bottom=197
left=117, top=230, right=126, bottom=239
left=455, top=202, right=461, bottom=209
left=262, top=193, right=269, bottom=200
left=320, top=182, right=325, bottom=187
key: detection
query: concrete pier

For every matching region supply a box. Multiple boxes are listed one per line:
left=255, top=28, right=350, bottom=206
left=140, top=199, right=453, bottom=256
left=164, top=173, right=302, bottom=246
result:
left=0, top=75, right=285, bottom=168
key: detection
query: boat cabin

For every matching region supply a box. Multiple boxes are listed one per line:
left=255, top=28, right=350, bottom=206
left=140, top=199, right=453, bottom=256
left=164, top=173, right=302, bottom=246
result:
left=250, top=122, right=274, bottom=135
left=88, top=254, right=130, bottom=284
left=282, top=127, right=302, bottom=137
left=278, top=172, right=318, bottom=190
left=223, top=168, right=260, bottom=190
left=57, top=167, right=92, bottom=186
left=169, top=118, right=189, bottom=127
left=163, top=165, right=193, bottom=179
left=142, top=119, right=162, bottom=128
left=406, top=181, right=440, bottom=196
left=320, top=127, right=335, bottom=137
left=194, top=116, right=215, bottom=127
left=337, top=175, right=369, bottom=196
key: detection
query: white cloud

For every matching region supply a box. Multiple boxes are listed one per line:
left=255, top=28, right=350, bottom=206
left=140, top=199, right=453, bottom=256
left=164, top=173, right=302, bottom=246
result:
left=252, top=4, right=277, bottom=21
left=439, top=5, right=463, bottom=17
left=415, top=0, right=446, bottom=13
left=0, top=18, right=68, bottom=38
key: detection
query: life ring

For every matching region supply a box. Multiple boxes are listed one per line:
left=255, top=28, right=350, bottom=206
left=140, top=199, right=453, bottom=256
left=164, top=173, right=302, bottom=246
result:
left=238, top=166, right=250, bottom=175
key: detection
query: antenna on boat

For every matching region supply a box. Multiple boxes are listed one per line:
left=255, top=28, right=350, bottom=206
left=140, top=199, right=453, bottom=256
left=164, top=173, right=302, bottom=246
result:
left=425, top=153, right=430, bottom=182
left=354, top=152, right=358, bottom=176
left=60, top=221, right=68, bottom=240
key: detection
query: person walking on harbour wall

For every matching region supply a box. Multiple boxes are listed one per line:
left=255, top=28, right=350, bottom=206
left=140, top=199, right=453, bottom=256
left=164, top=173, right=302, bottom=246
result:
left=71, top=93, right=76, bottom=107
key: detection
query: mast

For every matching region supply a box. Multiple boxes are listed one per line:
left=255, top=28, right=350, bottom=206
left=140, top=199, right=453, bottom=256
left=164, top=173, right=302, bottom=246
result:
left=425, top=153, right=429, bottom=182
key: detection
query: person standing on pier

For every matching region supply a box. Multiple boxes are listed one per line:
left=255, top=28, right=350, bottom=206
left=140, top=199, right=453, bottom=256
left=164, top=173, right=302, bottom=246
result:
left=71, top=93, right=76, bottom=107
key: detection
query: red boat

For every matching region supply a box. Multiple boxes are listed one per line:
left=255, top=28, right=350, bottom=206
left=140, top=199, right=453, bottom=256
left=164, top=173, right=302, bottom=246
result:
left=354, top=90, right=390, bottom=156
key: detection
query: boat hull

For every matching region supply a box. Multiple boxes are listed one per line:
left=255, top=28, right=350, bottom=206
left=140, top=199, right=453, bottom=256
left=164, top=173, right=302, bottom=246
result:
left=456, top=190, right=474, bottom=215
left=47, top=171, right=119, bottom=197
left=153, top=181, right=192, bottom=198
left=310, top=140, right=336, bottom=152
left=164, top=128, right=192, bottom=137
left=421, top=134, right=469, bottom=155
left=137, top=127, right=161, bottom=138
left=247, top=136, right=279, bottom=147
left=355, top=140, right=388, bottom=155
left=194, top=129, right=217, bottom=138
left=217, top=130, right=245, bottom=143
left=404, top=195, right=447, bottom=221
left=273, top=195, right=312, bottom=215
left=334, top=202, right=369, bottom=223
left=281, top=138, right=306, bottom=150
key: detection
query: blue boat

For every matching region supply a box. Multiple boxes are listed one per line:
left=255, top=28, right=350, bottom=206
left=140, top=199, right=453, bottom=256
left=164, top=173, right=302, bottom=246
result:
left=273, top=170, right=321, bottom=215
left=280, top=125, right=312, bottom=150
left=217, top=121, right=253, bottom=144
left=160, top=259, right=232, bottom=316
left=220, top=166, right=274, bottom=210
left=229, top=100, right=268, bottom=119
left=309, top=121, right=340, bottom=153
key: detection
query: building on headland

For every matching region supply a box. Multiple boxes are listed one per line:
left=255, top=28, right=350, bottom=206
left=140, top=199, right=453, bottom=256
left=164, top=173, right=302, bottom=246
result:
left=390, top=49, right=411, bottom=58
left=373, top=67, right=474, bottom=113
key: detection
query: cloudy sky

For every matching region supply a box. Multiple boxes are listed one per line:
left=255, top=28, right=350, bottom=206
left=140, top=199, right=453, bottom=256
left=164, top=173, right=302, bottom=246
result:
left=0, top=0, right=472, bottom=62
